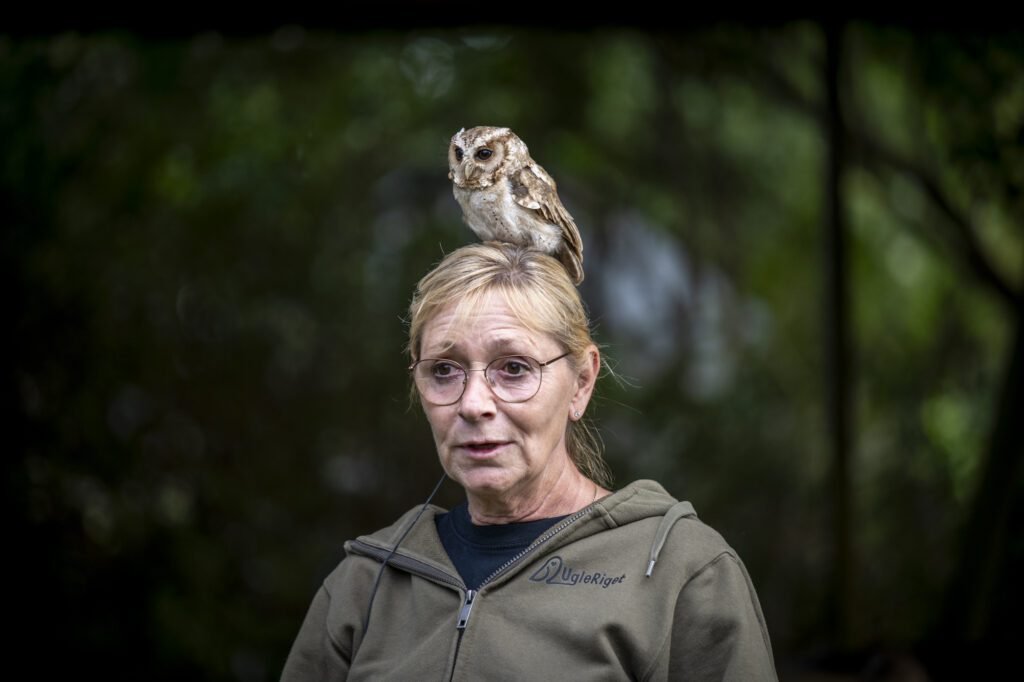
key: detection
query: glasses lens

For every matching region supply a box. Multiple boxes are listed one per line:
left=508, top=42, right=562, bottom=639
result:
left=413, top=360, right=465, bottom=405
left=486, top=356, right=542, bottom=403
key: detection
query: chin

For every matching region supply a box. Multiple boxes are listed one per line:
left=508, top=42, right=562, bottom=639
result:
left=453, top=467, right=520, bottom=497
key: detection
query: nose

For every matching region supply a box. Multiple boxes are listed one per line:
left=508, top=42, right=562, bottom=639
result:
left=458, top=368, right=496, bottom=420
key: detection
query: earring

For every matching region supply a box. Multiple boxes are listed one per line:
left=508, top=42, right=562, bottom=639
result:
left=574, top=411, right=581, bottom=419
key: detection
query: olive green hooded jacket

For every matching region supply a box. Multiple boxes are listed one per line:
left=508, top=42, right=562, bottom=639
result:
left=281, top=480, right=777, bottom=681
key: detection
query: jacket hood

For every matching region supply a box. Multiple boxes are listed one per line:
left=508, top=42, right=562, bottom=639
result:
left=350, top=479, right=698, bottom=583
left=593, top=479, right=689, bottom=524
left=591, top=479, right=698, bottom=577
left=289, top=477, right=776, bottom=681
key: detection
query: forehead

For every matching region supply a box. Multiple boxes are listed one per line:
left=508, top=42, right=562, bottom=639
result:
left=420, top=290, right=555, bottom=356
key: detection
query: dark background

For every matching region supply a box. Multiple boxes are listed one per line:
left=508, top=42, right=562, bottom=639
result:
left=5, top=19, right=1023, bottom=681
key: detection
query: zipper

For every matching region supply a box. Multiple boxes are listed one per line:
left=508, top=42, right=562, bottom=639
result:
left=446, top=506, right=595, bottom=681
left=456, top=589, right=476, bottom=629
left=476, top=504, right=595, bottom=587
left=447, top=589, right=477, bottom=682
left=349, top=501, right=594, bottom=599
left=353, top=502, right=598, bottom=681
left=349, top=538, right=471, bottom=681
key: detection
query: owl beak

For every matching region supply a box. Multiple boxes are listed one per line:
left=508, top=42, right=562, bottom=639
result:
left=464, top=161, right=479, bottom=181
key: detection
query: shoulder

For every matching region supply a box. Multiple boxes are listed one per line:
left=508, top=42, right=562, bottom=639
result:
left=323, top=504, right=452, bottom=588
left=667, top=513, right=738, bottom=565
left=649, top=513, right=745, bottom=595
left=318, top=502, right=448, bottom=592
left=624, top=494, right=776, bottom=678
left=597, top=480, right=738, bottom=580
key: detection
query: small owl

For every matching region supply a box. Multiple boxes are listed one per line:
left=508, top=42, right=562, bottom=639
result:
left=448, top=126, right=584, bottom=285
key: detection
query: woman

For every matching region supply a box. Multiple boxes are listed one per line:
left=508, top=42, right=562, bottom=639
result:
left=282, top=242, right=777, bottom=681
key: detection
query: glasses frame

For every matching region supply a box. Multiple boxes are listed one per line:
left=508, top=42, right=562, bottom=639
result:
left=409, top=350, right=572, bottom=406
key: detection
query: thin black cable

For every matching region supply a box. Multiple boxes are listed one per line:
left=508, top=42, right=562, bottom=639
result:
left=362, top=472, right=447, bottom=634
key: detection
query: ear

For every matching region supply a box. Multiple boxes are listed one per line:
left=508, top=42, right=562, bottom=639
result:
left=570, top=344, right=600, bottom=420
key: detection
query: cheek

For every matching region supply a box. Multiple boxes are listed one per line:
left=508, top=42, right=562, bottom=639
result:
left=513, top=403, right=568, bottom=445
left=533, top=385, right=573, bottom=438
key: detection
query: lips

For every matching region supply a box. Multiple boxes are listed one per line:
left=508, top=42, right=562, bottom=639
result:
left=458, top=441, right=509, bottom=457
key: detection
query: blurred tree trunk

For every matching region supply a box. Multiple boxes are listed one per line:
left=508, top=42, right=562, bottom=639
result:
left=938, top=294, right=1024, bottom=639
left=823, top=21, right=855, bottom=648
left=717, top=23, right=1023, bottom=651
left=848, top=101, right=1024, bottom=645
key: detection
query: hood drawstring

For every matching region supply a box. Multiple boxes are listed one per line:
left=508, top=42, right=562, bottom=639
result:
left=645, top=501, right=697, bottom=577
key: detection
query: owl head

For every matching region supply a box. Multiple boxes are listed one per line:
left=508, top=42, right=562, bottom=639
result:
left=448, top=126, right=529, bottom=188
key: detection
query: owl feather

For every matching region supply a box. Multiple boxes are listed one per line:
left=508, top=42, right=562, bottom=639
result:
left=448, top=126, right=585, bottom=285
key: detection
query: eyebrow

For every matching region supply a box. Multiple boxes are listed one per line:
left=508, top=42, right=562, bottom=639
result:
left=421, top=334, right=539, bottom=359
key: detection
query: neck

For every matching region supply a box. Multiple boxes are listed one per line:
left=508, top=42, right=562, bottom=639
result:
left=465, top=457, right=608, bottom=525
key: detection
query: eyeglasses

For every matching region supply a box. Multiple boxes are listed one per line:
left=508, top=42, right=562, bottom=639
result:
left=409, top=351, right=572, bottom=406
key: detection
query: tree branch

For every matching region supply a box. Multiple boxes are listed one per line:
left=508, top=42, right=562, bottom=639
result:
left=729, top=48, right=1021, bottom=308
left=849, top=130, right=1021, bottom=308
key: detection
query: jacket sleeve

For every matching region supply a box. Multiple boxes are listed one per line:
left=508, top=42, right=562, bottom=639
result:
left=669, top=551, right=778, bottom=681
left=280, top=581, right=352, bottom=682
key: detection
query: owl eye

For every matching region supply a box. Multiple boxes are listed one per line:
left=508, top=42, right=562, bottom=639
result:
left=454, top=147, right=464, bottom=162
left=475, top=148, right=493, bottom=160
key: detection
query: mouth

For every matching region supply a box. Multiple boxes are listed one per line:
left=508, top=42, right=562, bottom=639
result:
left=457, top=441, right=508, bottom=458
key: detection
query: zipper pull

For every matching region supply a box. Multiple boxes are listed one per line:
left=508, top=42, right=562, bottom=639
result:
left=456, top=589, right=476, bottom=630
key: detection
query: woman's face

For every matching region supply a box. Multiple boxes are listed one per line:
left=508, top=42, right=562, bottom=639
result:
left=417, top=290, right=597, bottom=504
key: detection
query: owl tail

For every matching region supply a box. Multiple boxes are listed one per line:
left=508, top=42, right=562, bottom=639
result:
left=560, top=249, right=584, bottom=286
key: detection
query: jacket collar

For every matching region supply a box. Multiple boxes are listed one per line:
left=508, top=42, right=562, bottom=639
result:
left=346, top=480, right=695, bottom=587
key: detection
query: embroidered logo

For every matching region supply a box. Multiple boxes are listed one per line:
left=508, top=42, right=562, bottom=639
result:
left=528, top=556, right=626, bottom=588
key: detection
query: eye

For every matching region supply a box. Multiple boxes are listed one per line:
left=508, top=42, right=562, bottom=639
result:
left=475, top=148, right=493, bottom=160
left=430, top=360, right=463, bottom=381
left=495, top=357, right=534, bottom=377
left=454, top=147, right=463, bottom=162
left=504, top=360, right=527, bottom=375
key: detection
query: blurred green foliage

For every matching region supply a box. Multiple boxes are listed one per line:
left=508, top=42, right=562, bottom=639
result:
left=4, top=23, right=1022, bottom=680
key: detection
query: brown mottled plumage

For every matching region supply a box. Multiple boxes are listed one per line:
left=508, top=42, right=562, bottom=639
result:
left=448, top=126, right=584, bottom=285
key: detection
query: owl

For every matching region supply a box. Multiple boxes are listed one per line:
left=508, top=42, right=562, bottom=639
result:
left=448, top=126, right=584, bottom=285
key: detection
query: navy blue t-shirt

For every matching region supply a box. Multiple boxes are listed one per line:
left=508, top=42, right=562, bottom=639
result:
left=435, top=502, right=567, bottom=590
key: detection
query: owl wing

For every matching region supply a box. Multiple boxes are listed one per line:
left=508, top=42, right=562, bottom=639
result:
left=510, top=163, right=585, bottom=284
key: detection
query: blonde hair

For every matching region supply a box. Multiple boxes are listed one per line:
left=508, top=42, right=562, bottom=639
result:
left=407, top=242, right=612, bottom=488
